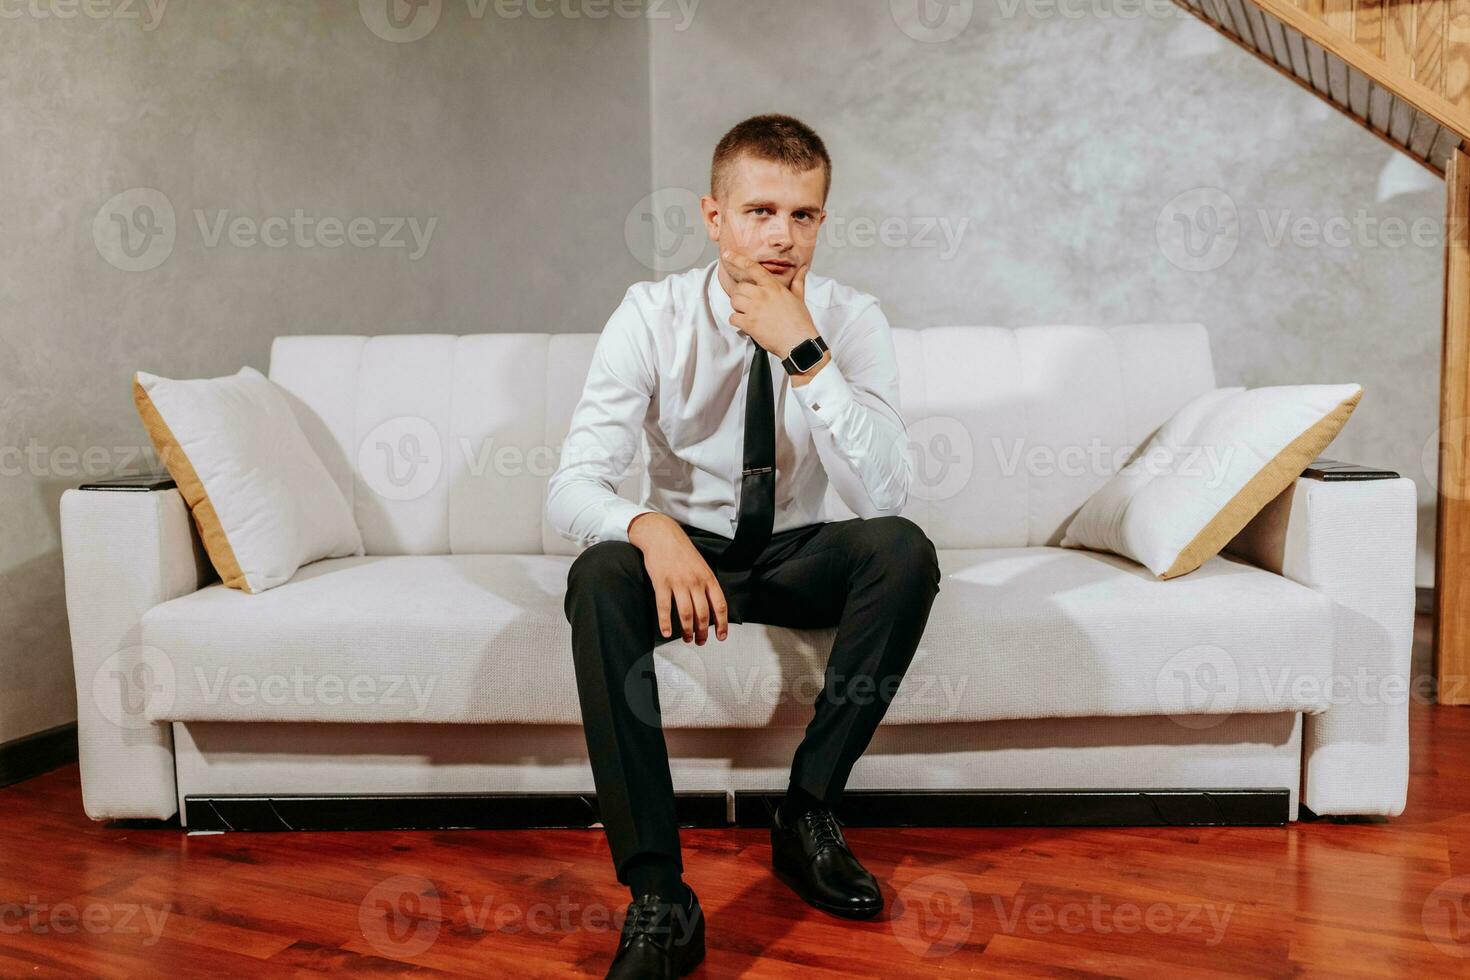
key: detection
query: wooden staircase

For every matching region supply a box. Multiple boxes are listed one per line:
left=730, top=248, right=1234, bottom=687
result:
left=1174, top=0, right=1470, bottom=173
left=1174, top=1, right=1470, bottom=700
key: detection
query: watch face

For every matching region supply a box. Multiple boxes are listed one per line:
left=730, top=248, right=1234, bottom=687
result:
left=790, top=340, right=822, bottom=372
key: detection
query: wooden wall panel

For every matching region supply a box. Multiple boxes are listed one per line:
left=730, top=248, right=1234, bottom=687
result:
left=1450, top=0, right=1470, bottom=110
left=1435, top=147, right=1470, bottom=703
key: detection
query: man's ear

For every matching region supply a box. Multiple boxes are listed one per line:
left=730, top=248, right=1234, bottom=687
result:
left=700, top=194, right=721, bottom=243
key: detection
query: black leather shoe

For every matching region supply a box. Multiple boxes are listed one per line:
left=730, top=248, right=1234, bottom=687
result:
left=770, top=806, right=883, bottom=919
left=605, top=889, right=705, bottom=979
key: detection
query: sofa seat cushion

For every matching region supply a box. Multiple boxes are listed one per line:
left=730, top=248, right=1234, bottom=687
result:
left=139, top=546, right=1336, bottom=727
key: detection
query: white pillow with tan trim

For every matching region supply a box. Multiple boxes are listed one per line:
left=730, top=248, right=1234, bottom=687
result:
left=133, top=365, right=363, bottom=594
left=1059, top=383, right=1363, bottom=579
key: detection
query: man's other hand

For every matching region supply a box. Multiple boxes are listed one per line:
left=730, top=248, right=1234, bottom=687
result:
left=627, top=512, right=730, bottom=645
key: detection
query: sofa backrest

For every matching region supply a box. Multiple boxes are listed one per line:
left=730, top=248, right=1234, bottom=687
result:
left=268, top=324, right=1215, bottom=556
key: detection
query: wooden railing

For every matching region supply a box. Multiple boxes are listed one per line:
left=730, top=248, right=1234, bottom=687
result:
left=1176, top=0, right=1469, bottom=172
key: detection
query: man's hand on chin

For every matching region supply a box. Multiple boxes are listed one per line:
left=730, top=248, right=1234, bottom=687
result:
left=722, top=250, right=831, bottom=385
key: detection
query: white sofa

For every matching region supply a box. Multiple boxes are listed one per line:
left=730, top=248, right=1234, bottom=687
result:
left=60, top=324, right=1418, bottom=827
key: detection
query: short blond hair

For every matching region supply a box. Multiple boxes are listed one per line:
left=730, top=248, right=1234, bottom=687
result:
left=711, top=114, right=831, bottom=202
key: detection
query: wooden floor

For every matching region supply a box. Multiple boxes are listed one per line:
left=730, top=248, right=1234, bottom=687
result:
left=5, top=614, right=1470, bottom=977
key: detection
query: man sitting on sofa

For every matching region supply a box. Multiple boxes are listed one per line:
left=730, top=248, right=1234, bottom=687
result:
left=546, top=113, right=943, bottom=980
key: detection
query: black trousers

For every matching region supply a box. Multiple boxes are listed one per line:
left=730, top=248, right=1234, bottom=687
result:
left=563, top=513, right=942, bottom=884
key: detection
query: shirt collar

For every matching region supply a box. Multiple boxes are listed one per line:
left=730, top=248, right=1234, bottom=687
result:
left=704, top=260, right=748, bottom=343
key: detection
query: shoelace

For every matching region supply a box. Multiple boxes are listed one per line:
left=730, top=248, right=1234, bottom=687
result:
left=801, top=810, right=846, bottom=853
left=622, top=894, right=671, bottom=943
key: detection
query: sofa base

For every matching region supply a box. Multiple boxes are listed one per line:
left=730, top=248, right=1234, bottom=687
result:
left=171, top=711, right=1303, bottom=828
left=182, top=788, right=1290, bottom=832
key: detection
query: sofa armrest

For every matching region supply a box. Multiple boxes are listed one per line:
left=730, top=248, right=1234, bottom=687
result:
left=60, top=477, right=216, bottom=820
left=1224, top=458, right=1418, bottom=816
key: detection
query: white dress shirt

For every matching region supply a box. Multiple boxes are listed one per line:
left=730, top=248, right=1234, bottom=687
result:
left=546, top=259, right=912, bottom=548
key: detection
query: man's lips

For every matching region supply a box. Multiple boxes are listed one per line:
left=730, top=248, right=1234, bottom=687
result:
left=759, top=260, right=795, bottom=273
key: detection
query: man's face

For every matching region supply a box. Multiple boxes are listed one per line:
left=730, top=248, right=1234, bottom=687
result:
left=702, top=154, right=827, bottom=289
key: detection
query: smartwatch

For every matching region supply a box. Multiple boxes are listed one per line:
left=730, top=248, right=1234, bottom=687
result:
left=780, top=335, right=829, bottom=376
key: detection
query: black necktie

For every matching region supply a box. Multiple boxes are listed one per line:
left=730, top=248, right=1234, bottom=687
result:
left=719, top=341, right=775, bottom=571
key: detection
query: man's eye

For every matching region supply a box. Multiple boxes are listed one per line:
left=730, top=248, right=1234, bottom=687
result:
left=795, top=212, right=812, bottom=221
left=753, top=208, right=772, bottom=216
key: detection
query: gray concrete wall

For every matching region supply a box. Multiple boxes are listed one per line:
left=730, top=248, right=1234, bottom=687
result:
left=1, top=0, right=1445, bottom=747
left=0, top=0, right=652, bottom=745
left=649, top=0, right=1444, bottom=588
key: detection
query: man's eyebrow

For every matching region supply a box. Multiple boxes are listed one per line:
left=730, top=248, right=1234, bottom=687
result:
left=742, top=199, right=824, bottom=213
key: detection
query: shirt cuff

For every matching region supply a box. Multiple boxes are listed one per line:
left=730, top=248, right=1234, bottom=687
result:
left=790, top=357, right=855, bottom=429
left=600, top=500, right=658, bottom=545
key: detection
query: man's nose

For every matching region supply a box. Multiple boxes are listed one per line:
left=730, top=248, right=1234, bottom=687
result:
left=766, top=218, right=793, bottom=249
